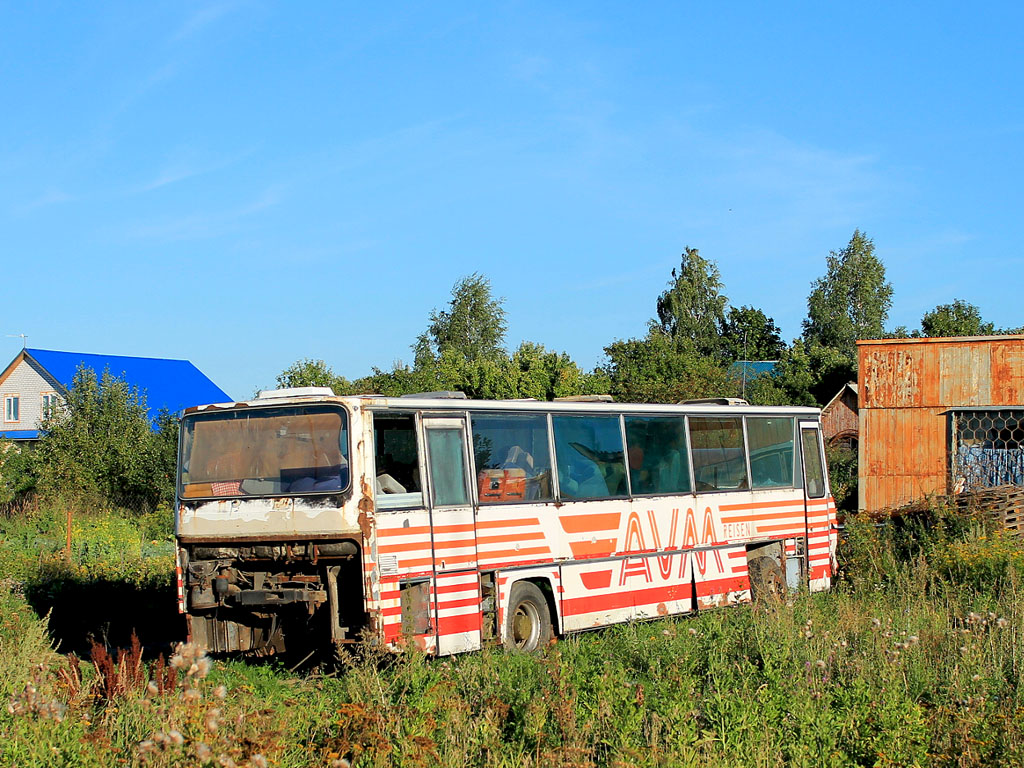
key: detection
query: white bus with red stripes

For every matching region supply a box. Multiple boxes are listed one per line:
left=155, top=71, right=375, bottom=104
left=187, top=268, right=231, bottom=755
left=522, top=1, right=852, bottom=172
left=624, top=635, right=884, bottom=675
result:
left=175, top=389, right=836, bottom=656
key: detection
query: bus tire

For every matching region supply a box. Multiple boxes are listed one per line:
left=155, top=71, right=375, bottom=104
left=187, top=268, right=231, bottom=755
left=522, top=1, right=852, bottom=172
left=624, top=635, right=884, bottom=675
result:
left=504, top=581, right=553, bottom=651
left=748, top=556, right=785, bottom=602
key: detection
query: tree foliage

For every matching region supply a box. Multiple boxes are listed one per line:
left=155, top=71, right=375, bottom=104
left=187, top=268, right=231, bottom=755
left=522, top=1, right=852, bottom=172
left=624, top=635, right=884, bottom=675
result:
left=655, top=247, right=728, bottom=356
left=275, top=358, right=356, bottom=394
left=721, top=305, right=786, bottom=362
left=33, top=366, right=178, bottom=512
left=803, top=230, right=892, bottom=359
left=920, top=299, right=995, bottom=338
left=603, top=328, right=736, bottom=404
left=415, top=273, right=508, bottom=366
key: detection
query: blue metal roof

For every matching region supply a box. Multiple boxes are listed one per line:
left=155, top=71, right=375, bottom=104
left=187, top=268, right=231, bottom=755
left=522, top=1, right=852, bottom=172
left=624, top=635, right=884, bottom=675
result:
left=24, top=349, right=231, bottom=423
left=0, top=430, right=39, bottom=440
left=729, top=360, right=779, bottom=379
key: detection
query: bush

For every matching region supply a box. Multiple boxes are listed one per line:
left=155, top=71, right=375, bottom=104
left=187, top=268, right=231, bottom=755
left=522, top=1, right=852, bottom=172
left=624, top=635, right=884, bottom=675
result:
left=31, top=365, right=179, bottom=514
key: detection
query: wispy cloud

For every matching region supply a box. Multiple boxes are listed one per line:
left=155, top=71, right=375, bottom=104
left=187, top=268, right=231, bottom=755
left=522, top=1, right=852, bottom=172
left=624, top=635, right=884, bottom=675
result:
left=119, top=185, right=284, bottom=242
left=172, top=1, right=242, bottom=42
left=12, top=189, right=75, bottom=216
left=135, top=147, right=255, bottom=193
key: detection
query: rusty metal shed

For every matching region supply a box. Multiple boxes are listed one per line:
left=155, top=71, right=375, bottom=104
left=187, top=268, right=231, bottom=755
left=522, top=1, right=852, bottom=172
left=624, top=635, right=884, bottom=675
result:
left=857, top=334, right=1024, bottom=512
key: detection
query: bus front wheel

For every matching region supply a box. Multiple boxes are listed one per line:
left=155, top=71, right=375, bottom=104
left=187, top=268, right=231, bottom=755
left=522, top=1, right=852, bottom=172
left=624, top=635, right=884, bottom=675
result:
left=504, top=581, right=553, bottom=651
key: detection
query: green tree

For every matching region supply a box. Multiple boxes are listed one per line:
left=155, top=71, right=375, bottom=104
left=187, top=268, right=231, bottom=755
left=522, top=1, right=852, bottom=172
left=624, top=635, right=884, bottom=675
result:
left=34, top=365, right=174, bottom=511
left=509, top=342, right=610, bottom=401
left=803, top=229, right=893, bottom=359
left=602, top=328, right=736, bottom=404
left=0, top=441, right=38, bottom=511
left=721, top=305, right=786, bottom=362
left=920, top=299, right=995, bottom=338
left=415, top=273, right=508, bottom=366
left=275, top=358, right=355, bottom=394
left=655, top=247, right=728, bottom=356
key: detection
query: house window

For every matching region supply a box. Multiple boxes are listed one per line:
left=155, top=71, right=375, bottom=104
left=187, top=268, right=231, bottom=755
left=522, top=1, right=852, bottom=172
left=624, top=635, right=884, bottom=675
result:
left=950, top=408, right=1024, bottom=491
left=41, top=393, right=57, bottom=420
left=4, top=395, right=19, bottom=423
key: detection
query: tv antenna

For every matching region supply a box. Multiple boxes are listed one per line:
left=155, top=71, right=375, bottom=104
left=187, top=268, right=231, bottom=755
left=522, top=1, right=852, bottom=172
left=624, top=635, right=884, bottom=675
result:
left=5, top=333, right=27, bottom=349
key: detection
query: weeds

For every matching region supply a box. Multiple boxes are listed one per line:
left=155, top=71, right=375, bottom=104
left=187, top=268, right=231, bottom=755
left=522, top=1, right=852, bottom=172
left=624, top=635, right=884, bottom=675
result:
left=0, top=502, right=1023, bottom=766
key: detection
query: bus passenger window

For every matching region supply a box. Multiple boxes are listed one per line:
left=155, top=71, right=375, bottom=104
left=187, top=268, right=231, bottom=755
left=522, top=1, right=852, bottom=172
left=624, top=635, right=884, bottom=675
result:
left=471, top=413, right=553, bottom=503
left=373, top=413, right=424, bottom=509
left=747, top=417, right=796, bottom=488
left=688, top=417, right=748, bottom=492
left=552, top=414, right=627, bottom=500
left=624, top=416, right=691, bottom=495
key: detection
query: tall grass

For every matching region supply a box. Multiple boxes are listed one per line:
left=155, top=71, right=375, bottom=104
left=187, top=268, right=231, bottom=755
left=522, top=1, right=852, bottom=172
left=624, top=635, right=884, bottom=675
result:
left=0, top=502, right=1022, bottom=767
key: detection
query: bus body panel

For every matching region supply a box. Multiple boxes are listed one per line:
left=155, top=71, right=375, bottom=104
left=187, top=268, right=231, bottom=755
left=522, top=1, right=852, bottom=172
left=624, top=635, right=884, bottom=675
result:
left=175, top=393, right=837, bottom=656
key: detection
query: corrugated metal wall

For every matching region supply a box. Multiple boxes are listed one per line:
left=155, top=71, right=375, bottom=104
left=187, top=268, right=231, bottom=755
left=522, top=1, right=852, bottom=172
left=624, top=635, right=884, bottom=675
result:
left=857, top=336, right=1024, bottom=512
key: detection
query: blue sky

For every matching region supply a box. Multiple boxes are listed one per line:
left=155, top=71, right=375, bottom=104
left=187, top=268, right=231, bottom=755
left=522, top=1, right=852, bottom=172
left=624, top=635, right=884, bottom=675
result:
left=2, top=2, right=1022, bottom=400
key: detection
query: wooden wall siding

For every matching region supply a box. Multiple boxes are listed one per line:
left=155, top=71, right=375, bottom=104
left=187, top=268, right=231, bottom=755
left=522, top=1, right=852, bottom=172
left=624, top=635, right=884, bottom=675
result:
left=822, top=388, right=858, bottom=443
left=857, top=336, right=1024, bottom=512
left=0, top=358, right=62, bottom=430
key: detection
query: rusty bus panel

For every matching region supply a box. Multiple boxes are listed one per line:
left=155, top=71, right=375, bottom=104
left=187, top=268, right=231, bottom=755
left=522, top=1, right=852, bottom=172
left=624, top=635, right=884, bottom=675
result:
left=857, top=335, right=1024, bottom=512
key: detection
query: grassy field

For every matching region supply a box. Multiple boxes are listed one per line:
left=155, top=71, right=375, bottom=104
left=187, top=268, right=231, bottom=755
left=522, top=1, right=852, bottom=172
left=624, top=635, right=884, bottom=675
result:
left=0, top=503, right=1022, bottom=767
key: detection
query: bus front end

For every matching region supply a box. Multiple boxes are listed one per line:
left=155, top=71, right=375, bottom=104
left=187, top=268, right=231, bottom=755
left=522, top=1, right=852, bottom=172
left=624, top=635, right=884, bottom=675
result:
left=175, top=391, right=371, bottom=656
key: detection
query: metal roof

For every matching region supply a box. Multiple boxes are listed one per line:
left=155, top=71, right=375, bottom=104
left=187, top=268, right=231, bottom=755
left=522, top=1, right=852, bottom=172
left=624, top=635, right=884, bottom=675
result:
left=0, top=429, right=39, bottom=440
left=23, top=348, right=231, bottom=422
left=728, top=360, right=778, bottom=378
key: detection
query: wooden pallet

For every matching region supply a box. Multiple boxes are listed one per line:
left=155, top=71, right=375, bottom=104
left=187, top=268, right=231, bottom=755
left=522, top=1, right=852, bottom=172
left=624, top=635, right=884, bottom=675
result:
left=956, top=485, right=1024, bottom=535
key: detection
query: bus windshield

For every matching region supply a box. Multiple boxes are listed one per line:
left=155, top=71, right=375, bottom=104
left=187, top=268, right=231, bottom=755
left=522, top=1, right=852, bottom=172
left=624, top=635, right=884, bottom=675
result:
left=179, top=405, right=349, bottom=499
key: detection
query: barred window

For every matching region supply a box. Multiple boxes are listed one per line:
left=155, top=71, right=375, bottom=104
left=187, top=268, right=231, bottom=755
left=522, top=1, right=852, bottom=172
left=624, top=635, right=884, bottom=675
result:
left=951, top=409, right=1024, bottom=491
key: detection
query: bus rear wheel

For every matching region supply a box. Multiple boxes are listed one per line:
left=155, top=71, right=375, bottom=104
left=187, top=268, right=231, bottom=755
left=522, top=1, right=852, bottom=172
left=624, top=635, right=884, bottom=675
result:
left=748, top=556, right=785, bottom=602
left=504, top=581, right=553, bottom=652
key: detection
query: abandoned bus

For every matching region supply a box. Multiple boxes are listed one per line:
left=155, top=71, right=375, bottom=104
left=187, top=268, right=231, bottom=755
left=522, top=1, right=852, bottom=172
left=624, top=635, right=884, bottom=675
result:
left=175, top=389, right=837, bottom=655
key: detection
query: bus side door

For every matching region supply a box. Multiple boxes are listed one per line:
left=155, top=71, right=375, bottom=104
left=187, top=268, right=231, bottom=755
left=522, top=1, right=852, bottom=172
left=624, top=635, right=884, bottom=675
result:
left=421, top=415, right=482, bottom=654
left=798, top=421, right=828, bottom=585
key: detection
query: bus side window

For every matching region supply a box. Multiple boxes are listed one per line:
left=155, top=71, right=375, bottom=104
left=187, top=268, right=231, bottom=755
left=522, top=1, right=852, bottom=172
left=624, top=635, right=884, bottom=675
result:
left=688, top=416, right=748, bottom=492
left=471, top=412, right=553, bottom=503
left=801, top=428, right=826, bottom=499
left=747, top=417, right=796, bottom=489
left=373, top=413, right=425, bottom=509
left=624, top=415, right=691, bottom=495
left=552, top=414, right=627, bottom=500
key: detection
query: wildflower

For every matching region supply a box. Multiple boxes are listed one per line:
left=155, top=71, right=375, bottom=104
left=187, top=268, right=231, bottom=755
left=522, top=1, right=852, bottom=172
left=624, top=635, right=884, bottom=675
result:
left=183, top=687, right=202, bottom=703
left=908, top=635, right=919, bottom=646
left=205, top=716, right=219, bottom=734
left=815, top=659, right=826, bottom=669
left=997, top=617, right=1009, bottom=629
left=196, top=743, right=213, bottom=762
left=331, top=759, right=352, bottom=768
left=968, top=612, right=982, bottom=623
left=960, top=646, right=969, bottom=654
left=146, top=681, right=159, bottom=697
left=972, top=674, right=981, bottom=682
left=871, top=618, right=881, bottom=630
left=214, top=685, right=228, bottom=700
left=137, top=740, right=157, bottom=755
left=803, top=630, right=813, bottom=639
left=688, top=628, right=698, bottom=636
left=840, top=640, right=848, bottom=649
left=217, top=755, right=237, bottom=768
left=251, top=755, right=268, bottom=768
